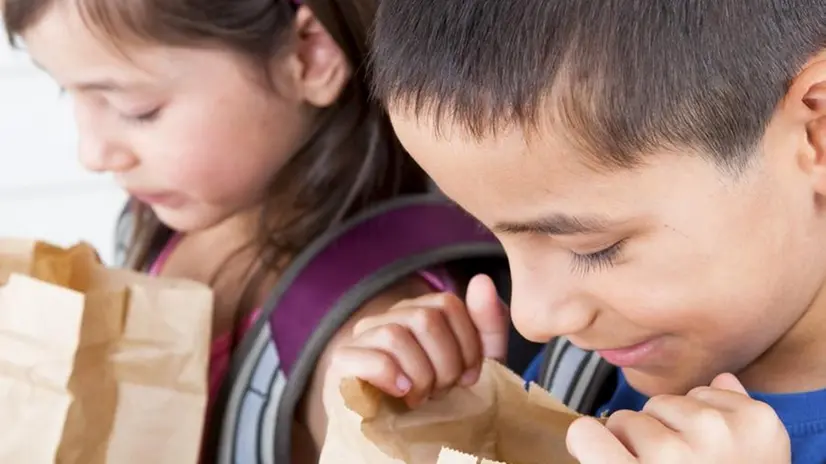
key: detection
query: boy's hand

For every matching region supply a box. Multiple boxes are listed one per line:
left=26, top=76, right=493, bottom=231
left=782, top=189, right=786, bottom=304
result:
left=330, top=274, right=508, bottom=408
left=566, top=374, right=791, bottom=463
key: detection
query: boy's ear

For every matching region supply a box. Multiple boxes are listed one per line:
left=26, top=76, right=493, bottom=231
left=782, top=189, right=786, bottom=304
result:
left=284, top=6, right=352, bottom=108
left=806, top=90, right=826, bottom=194
left=803, top=82, right=826, bottom=194
left=787, top=52, right=826, bottom=194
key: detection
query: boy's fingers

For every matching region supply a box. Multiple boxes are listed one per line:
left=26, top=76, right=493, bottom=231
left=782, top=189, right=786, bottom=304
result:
left=329, top=346, right=412, bottom=398
left=688, top=384, right=786, bottom=441
left=402, top=308, right=466, bottom=393
left=465, top=274, right=509, bottom=362
left=642, top=394, right=715, bottom=444
left=687, top=385, right=754, bottom=414
left=434, top=293, right=483, bottom=376
left=350, top=323, right=436, bottom=407
left=707, top=372, right=748, bottom=395
left=605, top=410, right=689, bottom=462
left=352, top=293, right=453, bottom=335
left=567, top=416, right=637, bottom=464
left=353, top=293, right=482, bottom=376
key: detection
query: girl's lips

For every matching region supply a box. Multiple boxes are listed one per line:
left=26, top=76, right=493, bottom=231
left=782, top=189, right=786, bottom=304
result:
left=596, top=337, right=662, bottom=367
left=131, top=191, right=186, bottom=208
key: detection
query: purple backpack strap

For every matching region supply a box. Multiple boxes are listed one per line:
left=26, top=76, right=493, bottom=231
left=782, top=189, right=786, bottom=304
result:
left=270, top=194, right=503, bottom=461
left=208, top=194, right=506, bottom=463
left=270, top=195, right=499, bottom=375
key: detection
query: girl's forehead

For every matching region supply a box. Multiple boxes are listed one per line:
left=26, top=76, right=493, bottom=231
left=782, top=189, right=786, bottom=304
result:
left=23, top=3, right=211, bottom=82
left=24, top=10, right=242, bottom=94
left=24, top=8, right=147, bottom=76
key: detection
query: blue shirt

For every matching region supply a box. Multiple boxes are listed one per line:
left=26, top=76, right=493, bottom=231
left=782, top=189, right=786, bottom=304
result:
left=524, top=354, right=826, bottom=464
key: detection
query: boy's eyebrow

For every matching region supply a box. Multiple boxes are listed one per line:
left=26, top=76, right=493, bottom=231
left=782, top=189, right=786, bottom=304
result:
left=492, top=213, right=618, bottom=236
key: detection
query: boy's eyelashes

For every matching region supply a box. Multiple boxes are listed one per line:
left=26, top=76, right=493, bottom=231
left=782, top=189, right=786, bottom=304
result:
left=569, top=239, right=627, bottom=276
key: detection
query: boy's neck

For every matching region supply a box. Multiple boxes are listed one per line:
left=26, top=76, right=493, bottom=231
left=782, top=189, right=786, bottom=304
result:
left=738, top=281, right=826, bottom=394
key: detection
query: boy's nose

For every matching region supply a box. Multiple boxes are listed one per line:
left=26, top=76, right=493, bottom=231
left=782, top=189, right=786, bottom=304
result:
left=508, top=269, right=597, bottom=344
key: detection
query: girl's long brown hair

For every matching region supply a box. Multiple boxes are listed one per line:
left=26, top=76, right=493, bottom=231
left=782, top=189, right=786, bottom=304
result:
left=5, top=0, right=429, bottom=312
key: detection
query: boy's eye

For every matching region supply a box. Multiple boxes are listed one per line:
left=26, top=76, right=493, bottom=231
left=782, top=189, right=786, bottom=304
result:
left=569, top=239, right=626, bottom=275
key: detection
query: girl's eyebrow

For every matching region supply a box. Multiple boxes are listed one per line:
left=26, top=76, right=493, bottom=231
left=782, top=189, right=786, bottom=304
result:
left=31, top=59, right=143, bottom=92
left=75, top=79, right=129, bottom=92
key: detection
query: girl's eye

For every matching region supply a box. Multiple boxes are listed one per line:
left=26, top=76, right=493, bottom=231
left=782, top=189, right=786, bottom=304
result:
left=123, top=107, right=162, bottom=124
left=570, top=239, right=626, bottom=275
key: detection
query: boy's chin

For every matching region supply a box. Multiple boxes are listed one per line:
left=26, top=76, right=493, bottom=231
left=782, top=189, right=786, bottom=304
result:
left=622, top=367, right=709, bottom=397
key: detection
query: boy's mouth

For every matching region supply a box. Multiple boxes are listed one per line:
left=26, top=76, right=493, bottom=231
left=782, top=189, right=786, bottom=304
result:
left=595, top=337, right=663, bottom=368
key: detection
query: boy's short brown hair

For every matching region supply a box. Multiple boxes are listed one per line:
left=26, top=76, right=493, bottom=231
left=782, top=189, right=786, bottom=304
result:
left=371, top=1, right=826, bottom=171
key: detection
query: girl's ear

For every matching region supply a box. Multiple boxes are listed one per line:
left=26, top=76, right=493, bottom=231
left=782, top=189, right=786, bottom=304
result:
left=280, top=5, right=351, bottom=108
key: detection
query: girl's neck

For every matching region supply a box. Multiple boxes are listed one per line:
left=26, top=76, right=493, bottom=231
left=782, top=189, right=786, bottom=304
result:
left=162, top=206, right=276, bottom=337
left=184, top=206, right=263, bottom=249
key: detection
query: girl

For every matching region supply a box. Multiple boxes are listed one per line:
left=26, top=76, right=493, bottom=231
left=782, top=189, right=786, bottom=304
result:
left=3, top=0, right=510, bottom=461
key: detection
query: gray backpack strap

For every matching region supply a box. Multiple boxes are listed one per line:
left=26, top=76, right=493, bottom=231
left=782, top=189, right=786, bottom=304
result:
left=113, top=200, right=172, bottom=269
left=209, top=194, right=506, bottom=464
left=536, top=337, right=616, bottom=415
left=113, top=202, right=134, bottom=267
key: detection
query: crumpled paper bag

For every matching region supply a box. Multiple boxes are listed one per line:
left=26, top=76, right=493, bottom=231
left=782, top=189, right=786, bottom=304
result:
left=0, top=239, right=213, bottom=463
left=321, top=359, right=586, bottom=464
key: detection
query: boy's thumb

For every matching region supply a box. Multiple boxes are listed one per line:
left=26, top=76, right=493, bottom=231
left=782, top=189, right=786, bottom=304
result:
left=465, top=274, right=509, bottom=362
left=709, top=372, right=748, bottom=395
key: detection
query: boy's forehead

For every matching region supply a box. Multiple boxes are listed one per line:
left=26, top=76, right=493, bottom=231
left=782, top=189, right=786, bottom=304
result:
left=392, top=110, right=621, bottom=214
left=390, top=108, right=610, bottom=184
left=388, top=95, right=649, bottom=174
left=389, top=107, right=732, bottom=227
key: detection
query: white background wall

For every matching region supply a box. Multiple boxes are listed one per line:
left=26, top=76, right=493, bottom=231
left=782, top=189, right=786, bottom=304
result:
left=1, top=28, right=126, bottom=264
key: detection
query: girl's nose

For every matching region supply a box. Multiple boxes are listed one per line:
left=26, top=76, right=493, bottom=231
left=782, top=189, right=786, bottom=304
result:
left=77, top=130, right=138, bottom=174
left=78, top=142, right=137, bottom=173
left=74, top=102, right=138, bottom=174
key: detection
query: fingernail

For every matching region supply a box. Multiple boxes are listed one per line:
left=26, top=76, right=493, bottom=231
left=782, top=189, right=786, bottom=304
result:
left=460, top=368, right=478, bottom=386
left=396, top=374, right=412, bottom=393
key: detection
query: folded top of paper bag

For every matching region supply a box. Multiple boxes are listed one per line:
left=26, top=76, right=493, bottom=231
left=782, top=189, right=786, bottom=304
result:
left=0, top=239, right=213, bottom=464
left=321, top=359, right=587, bottom=464
left=0, top=240, right=99, bottom=289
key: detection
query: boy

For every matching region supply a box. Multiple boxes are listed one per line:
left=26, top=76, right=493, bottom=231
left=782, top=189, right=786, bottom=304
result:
left=329, top=1, right=826, bottom=463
